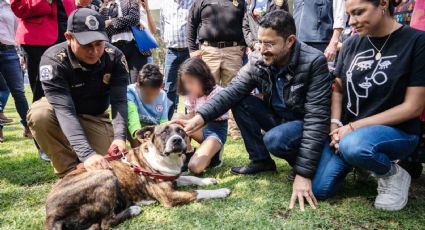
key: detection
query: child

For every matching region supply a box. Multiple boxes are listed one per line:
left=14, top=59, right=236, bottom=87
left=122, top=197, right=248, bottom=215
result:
left=174, top=58, right=228, bottom=174
left=127, top=64, right=172, bottom=147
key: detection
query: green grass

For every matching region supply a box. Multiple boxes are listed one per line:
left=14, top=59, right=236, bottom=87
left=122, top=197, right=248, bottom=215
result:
left=1, top=89, right=425, bottom=230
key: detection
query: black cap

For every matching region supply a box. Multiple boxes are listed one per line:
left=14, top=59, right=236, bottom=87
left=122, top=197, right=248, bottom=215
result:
left=67, top=8, right=109, bottom=45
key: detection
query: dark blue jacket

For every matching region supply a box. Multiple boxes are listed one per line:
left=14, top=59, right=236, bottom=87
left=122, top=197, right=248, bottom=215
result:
left=293, top=0, right=333, bottom=44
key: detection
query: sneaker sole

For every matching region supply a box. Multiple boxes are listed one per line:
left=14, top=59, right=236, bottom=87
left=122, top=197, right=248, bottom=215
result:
left=374, top=171, right=411, bottom=211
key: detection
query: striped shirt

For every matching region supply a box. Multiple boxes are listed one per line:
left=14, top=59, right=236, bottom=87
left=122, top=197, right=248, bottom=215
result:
left=160, top=0, right=195, bottom=48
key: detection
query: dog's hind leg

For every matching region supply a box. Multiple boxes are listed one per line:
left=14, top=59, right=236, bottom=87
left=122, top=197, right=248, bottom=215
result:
left=175, top=176, right=218, bottom=187
left=101, top=205, right=143, bottom=228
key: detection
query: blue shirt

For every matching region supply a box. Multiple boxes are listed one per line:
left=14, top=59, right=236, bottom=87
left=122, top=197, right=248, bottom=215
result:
left=271, top=66, right=288, bottom=117
left=127, top=84, right=172, bottom=126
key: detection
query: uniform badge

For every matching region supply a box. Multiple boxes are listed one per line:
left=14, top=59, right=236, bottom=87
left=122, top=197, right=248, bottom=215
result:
left=120, top=55, right=129, bottom=73
left=232, top=0, right=239, bottom=7
left=105, top=47, right=113, bottom=54
left=275, top=0, right=284, bottom=7
left=103, top=73, right=111, bottom=85
left=156, top=104, right=164, bottom=113
left=85, top=15, right=99, bottom=30
left=40, top=65, right=53, bottom=82
left=56, top=51, right=67, bottom=61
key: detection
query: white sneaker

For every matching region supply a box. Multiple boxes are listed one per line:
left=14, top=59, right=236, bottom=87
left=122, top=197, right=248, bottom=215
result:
left=374, top=164, right=411, bottom=211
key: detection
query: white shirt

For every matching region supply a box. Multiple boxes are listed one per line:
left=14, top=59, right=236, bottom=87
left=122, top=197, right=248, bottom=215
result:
left=0, top=2, right=18, bottom=46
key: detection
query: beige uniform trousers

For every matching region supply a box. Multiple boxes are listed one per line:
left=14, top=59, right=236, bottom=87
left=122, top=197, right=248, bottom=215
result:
left=27, top=98, right=114, bottom=177
left=201, top=45, right=244, bottom=138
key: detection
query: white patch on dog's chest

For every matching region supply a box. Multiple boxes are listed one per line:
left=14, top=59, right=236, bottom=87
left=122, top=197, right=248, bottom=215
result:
left=144, top=145, right=183, bottom=176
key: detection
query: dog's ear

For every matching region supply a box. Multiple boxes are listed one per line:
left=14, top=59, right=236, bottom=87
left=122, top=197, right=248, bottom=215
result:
left=135, top=126, right=155, bottom=143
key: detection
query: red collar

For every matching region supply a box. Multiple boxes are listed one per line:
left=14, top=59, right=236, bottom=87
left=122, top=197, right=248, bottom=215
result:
left=77, top=144, right=180, bottom=181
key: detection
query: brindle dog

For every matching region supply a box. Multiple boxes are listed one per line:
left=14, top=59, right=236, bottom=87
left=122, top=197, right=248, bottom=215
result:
left=45, top=124, right=231, bottom=230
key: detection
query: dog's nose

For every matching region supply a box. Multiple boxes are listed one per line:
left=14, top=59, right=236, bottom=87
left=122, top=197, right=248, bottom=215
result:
left=172, top=138, right=182, bottom=145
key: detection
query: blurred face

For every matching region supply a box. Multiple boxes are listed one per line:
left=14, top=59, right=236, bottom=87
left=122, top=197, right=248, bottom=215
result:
left=137, top=84, right=161, bottom=104
left=66, top=33, right=105, bottom=65
left=257, top=27, right=295, bottom=67
left=346, top=0, right=387, bottom=36
left=181, top=73, right=204, bottom=98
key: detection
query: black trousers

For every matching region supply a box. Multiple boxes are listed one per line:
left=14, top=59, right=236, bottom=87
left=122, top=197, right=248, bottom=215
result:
left=113, top=40, right=148, bottom=84
left=21, top=45, right=49, bottom=102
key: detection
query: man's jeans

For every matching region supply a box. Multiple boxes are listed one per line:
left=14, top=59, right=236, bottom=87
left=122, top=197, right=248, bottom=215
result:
left=0, top=75, right=10, bottom=113
left=0, top=48, right=29, bottom=129
left=164, top=48, right=190, bottom=119
left=312, top=125, right=419, bottom=200
left=232, top=95, right=304, bottom=164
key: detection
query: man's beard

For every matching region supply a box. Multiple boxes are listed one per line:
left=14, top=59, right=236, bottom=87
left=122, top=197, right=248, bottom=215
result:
left=263, top=50, right=288, bottom=66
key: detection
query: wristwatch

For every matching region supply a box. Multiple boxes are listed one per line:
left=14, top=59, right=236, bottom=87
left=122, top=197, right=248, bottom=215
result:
left=331, top=118, right=343, bottom=127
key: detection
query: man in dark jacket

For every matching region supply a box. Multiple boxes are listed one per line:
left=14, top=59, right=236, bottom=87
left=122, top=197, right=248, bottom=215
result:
left=176, top=10, right=331, bottom=210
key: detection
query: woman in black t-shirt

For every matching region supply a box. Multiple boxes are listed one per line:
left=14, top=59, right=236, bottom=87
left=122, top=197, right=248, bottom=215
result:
left=311, top=0, right=425, bottom=211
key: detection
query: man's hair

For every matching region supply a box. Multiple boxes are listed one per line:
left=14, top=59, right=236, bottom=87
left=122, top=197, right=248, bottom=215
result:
left=259, top=10, right=296, bottom=39
left=137, top=64, right=163, bottom=88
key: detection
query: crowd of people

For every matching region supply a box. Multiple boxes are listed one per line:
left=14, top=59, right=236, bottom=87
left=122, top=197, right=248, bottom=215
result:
left=0, top=0, right=424, bottom=213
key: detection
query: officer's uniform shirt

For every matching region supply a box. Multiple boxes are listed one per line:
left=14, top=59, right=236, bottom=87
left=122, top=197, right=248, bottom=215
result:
left=39, top=42, right=129, bottom=162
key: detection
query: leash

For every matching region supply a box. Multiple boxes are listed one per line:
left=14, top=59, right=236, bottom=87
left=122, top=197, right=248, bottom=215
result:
left=76, top=144, right=179, bottom=181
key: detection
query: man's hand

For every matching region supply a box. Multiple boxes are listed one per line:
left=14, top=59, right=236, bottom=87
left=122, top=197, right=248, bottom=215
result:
left=172, top=114, right=205, bottom=135
left=111, top=139, right=127, bottom=152
left=105, top=19, right=112, bottom=28
left=324, top=42, right=338, bottom=61
left=84, top=154, right=111, bottom=171
left=190, top=50, right=203, bottom=58
left=75, top=0, right=91, bottom=7
left=289, top=175, right=318, bottom=211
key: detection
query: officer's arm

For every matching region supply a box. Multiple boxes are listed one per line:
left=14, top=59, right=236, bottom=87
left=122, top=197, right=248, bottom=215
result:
left=110, top=51, right=129, bottom=141
left=39, top=56, right=96, bottom=162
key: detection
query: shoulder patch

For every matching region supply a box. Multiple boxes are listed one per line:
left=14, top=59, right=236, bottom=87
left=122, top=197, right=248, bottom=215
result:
left=121, top=55, right=129, bottom=73
left=105, top=47, right=114, bottom=54
left=40, top=65, right=53, bottom=81
left=56, top=51, right=67, bottom=62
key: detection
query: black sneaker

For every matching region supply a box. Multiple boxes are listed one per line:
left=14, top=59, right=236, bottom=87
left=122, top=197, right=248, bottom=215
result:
left=287, top=169, right=296, bottom=182
left=231, top=160, right=276, bottom=175
left=208, top=147, right=224, bottom=169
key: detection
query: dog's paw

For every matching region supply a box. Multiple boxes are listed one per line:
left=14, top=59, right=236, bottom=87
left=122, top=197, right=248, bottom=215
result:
left=128, top=205, right=143, bottom=216
left=217, top=188, right=231, bottom=197
left=200, top=178, right=217, bottom=185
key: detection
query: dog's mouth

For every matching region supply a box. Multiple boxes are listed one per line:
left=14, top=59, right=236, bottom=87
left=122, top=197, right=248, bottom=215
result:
left=163, top=136, right=186, bottom=157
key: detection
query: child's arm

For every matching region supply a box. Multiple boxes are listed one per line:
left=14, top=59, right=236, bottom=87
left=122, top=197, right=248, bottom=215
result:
left=128, top=101, right=142, bottom=139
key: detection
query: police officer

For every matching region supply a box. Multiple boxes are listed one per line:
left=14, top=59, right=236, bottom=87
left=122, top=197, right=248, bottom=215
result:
left=27, top=8, right=129, bottom=178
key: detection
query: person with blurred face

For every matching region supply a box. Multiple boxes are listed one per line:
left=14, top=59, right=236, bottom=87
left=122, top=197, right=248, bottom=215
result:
left=175, top=11, right=331, bottom=211
left=126, top=64, right=172, bottom=147
left=27, top=8, right=129, bottom=178
left=312, top=0, right=425, bottom=211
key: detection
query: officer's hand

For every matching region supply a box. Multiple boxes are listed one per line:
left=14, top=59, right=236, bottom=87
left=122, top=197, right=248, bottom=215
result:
left=172, top=114, right=204, bottom=136
left=190, top=50, right=203, bottom=58
left=84, top=154, right=111, bottom=171
left=289, top=175, right=318, bottom=211
left=111, top=139, right=127, bottom=153
left=75, top=0, right=91, bottom=7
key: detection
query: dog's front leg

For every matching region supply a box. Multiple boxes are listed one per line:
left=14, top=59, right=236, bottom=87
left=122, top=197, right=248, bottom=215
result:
left=176, top=176, right=218, bottom=187
left=195, top=189, right=231, bottom=200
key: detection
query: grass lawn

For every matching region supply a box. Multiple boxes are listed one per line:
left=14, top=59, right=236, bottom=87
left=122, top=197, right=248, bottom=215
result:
left=1, top=89, right=425, bottom=230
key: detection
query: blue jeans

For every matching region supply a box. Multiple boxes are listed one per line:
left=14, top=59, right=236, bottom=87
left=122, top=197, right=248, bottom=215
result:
left=0, top=74, right=10, bottom=113
left=312, top=125, right=420, bottom=200
left=203, top=120, right=228, bottom=145
left=163, top=48, right=190, bottom=119
left=232, top=95, right=303, bottom=163
left=0, top=48, right=30, bottom=129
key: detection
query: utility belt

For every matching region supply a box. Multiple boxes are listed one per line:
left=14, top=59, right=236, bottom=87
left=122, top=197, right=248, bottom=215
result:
left=202, top=41, right=244, bottom=49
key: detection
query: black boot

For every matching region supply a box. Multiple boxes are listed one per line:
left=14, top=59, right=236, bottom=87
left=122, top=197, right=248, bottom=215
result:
left=231, top=160, right=276, bottom=175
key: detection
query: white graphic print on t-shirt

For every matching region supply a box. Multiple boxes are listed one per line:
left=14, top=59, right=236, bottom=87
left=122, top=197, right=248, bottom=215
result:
left=345, top=49, right=397, bottom=116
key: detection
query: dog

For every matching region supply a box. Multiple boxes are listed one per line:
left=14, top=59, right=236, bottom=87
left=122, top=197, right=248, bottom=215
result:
left=45, top=124, right=231, bottom=230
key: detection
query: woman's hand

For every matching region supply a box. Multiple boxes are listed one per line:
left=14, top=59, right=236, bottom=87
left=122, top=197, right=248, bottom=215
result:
left=329, top=124, right=355, bottom=151
left=105, top=20, right=112, bottom=28
left=141, top=0, right=149, bottom=10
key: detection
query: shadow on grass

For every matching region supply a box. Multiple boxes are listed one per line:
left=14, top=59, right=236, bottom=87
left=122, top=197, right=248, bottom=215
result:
left=0, top=155, right=56, bottom=186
